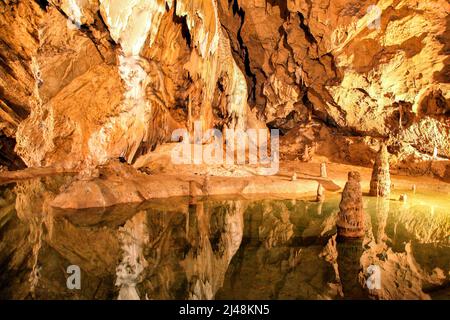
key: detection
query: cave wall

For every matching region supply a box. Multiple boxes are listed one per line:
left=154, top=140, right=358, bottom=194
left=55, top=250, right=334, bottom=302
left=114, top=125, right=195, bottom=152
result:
left=218, top=0, right=449, bottom=172
left=2, top=0, right=249, bottom=169
left=0, top=0, right=449, bottom=173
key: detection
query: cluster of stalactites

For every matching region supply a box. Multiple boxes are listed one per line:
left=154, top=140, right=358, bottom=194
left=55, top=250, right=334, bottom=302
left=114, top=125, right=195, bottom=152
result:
left=65, top=0, right=245, bottom=167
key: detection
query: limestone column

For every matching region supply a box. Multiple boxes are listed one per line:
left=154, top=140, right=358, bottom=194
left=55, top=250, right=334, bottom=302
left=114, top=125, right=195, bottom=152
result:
left=337, top=171, right=365, bottom=239
left=320, top=163, right=327, bottom=178
left=369, top=144, right=391, bottom=197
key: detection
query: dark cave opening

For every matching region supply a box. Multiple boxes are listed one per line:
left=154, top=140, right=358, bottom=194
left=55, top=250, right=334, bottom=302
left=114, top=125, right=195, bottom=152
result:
left=34, top=0, right=49, bottom=10
left=230, top=0, right=257, bottom=103
left=172, top=0, right=192, bottom=48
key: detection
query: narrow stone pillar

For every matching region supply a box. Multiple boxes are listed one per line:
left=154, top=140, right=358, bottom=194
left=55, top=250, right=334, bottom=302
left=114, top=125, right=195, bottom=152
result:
left=320, top=162, right=327, bottom=178
left=316, top=183, right=325, bottom=202
left=369, top=144, right=391, bottom=197
left=291, top=172, right=297, bottom=181
left=337, top=171, right=365, bottom=239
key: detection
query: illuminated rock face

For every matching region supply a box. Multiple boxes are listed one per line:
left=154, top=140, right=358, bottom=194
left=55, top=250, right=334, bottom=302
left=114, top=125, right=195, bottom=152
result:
left=4, top=0, right=247, bottom=169
left=337, top=172, right=365, bottom=239
left=218, top=0, right=450, bottom=177
left=0, top=0, right=449, bottom=173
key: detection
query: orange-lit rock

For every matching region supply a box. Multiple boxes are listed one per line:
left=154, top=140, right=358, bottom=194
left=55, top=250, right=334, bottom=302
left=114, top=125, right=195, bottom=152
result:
left=0, top=0, right=448, bottom=177
left=337, top=171, right=365, bottom=239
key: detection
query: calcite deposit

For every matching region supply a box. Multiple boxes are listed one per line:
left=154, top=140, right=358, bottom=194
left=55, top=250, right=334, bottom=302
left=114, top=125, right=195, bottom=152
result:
left=0, top=0, right=449, bottom=301
left=336, top=171, right=365, bottom=238
left=0, top=0, right=447, bottom=179
left=369, top=144, right=391, bottom=197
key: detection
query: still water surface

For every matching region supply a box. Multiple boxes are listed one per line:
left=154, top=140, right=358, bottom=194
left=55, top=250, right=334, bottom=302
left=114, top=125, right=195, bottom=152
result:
left=0, top=176, right=448, bottom=299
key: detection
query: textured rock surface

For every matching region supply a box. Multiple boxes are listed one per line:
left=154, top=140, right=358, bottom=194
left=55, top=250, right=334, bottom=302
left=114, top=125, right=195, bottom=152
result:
left=218, top=0, right=450, bottom=177
left=369, top=144, right=391, bottom=197
left=3, top=0, right=248, bottom=170
left=0, top=0, right=449, bottom=179
left=336, top=171, right=365, bottom=238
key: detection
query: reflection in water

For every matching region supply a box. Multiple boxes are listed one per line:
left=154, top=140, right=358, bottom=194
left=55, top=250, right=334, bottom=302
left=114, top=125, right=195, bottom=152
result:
left=336, top=239, right=365, bottom=299
left=374, top=198, right=390, bottom=245
left=116, top=211, right=148, bottom=300
left=0, top=177, right=448, bottom=300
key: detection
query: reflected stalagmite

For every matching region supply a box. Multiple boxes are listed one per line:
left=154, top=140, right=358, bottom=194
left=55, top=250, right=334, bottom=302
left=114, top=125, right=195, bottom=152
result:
left=369, top=144, right=391, bottom=197
left=374, top=198, right=390, bottom=245
left=337, top=172, right=365, bottom=239
left=115, top=211, right=149, bottom=300
left=316, top=183, right=325, bottom=202
left=336, top=239, right=365, bottom=299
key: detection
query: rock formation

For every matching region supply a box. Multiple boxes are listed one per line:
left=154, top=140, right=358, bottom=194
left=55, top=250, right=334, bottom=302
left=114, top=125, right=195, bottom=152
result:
left=369, top=144, right=391, bottom=197
left=0, top=1, right=450, bottom=301
left=2, top=0, right=248, bottom=170
left=219, top=0, right=450, bottom=178
left=336, top=171, right=365, bottom=239
left=320, top=163, right=327, bottom=178
left=0, top=0, right=447, bottom=180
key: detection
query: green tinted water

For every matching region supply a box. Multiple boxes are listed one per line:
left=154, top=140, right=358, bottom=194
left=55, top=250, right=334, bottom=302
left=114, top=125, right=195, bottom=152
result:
left=0, top=177, right=448, bottom=299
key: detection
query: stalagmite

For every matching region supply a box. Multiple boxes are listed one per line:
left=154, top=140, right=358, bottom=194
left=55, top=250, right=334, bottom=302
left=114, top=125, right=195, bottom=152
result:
left=336, top=171, right=365, bottom=239
left=291, top=172, right=297, bottom=181
left=301, top=145, right=312, bottom=162
left=369, top=144, right=391, bottom=197
left=320, top=163, right=327, bottom=178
